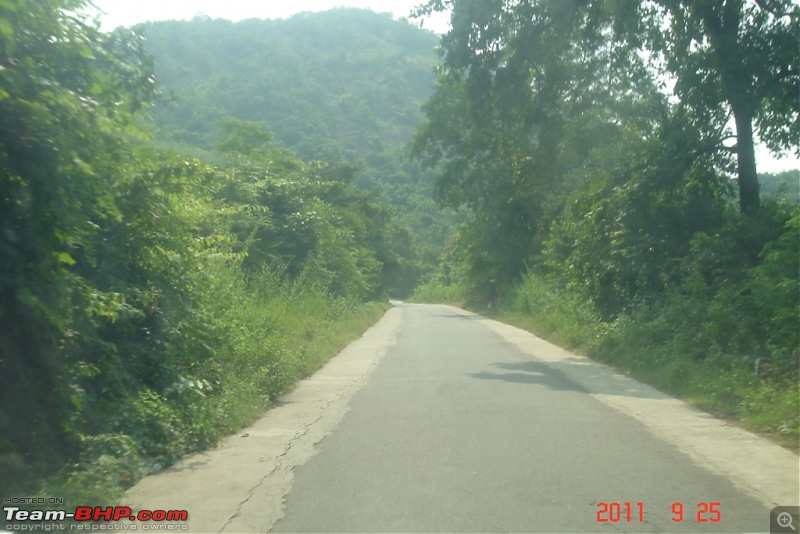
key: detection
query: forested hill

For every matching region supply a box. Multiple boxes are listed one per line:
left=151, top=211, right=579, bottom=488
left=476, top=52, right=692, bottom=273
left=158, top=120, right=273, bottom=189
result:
left=141, top=9, right=438, bottom=162
left=140, top=9, right=456, bottom=266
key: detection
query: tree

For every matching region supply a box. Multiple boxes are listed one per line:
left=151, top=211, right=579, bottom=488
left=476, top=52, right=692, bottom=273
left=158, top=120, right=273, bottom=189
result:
left=644, top=0, right=799, bottom=215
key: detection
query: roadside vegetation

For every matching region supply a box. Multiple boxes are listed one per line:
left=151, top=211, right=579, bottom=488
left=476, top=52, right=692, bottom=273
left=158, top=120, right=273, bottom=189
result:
left=410, top=1, right=799, bottom=449
left=1, top=1, right=402, bottom=504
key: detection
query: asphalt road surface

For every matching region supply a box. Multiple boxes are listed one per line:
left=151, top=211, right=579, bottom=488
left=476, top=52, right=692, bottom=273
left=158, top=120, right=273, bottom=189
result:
left=125, top=302, right=799, bottom=533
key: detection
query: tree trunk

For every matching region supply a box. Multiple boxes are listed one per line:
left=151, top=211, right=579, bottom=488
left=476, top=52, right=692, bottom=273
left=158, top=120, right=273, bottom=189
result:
left=733, top=107, right=760, bottom=215
left=692, top=0, right=760, bottom=215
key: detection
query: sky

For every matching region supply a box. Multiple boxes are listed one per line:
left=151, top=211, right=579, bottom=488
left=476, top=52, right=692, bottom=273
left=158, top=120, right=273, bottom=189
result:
left=90, top=1, right=796, bottom=173
left=91, top=0, right=451, bottom=33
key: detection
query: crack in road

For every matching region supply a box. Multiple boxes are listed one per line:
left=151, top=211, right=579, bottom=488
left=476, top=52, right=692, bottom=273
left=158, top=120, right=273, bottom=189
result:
left=219, top=392, right=346, bottom=532
left=216, top=313, right=400, bottom=533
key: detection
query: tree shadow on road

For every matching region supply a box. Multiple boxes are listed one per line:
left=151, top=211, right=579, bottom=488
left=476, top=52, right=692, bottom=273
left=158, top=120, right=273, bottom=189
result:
left=469, top=361, right=588, bottom=393
left=471, top=360, right=669, bottom=400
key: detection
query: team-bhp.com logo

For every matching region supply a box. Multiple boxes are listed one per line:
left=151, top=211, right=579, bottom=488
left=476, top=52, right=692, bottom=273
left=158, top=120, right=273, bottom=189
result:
left=4, top=505, right=188, bottom=531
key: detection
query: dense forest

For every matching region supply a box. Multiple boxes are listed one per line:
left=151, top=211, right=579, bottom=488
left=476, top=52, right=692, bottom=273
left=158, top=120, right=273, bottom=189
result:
left=0, top=0, right=797, bottom=507
left=412, top=0, right=799, bottom=448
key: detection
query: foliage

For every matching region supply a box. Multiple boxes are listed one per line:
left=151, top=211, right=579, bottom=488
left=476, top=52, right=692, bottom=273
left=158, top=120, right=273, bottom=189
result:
left=672, top=200, right=800, bottom=375
left=410, top=280, right=466, bottom=306
left=595, top=201, right=799, bottom=445
left=497, top=197, right=799, bottom=445
left=412, top=0, right=666, bottom=302
left=0, top=2, right=408, bottom=504
left=142, top=9, right=438, bottom=160
left=544, top=116, right=731, bottom=318
left=0, top=0, right=158, bottom=485
left=508, top=273, right=606, bottom=351
left=499, top=256, right=799, bottom=447
left=214, top=120, right=419, bottom=298
left=760, top=169, right=800, bottom=201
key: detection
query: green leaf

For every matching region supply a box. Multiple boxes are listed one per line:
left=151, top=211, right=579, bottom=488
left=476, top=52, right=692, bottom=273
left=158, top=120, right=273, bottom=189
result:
left=0, top=18, right=14, bottom=40
left=58, top=252, right=77, bottom=265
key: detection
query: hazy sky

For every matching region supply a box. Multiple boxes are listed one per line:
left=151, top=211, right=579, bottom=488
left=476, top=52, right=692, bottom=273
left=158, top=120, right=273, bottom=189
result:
left=90, top=1, right=795, bottom=172
left=92, top=0, right=450, bottom=33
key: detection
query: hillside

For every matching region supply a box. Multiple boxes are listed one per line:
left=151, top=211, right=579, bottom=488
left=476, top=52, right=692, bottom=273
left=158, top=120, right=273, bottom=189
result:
left=140, top=8, right=457, bottom=269
left=761, top=170, right=800, bottom=202
left=143, top=9, right=438, bottom=160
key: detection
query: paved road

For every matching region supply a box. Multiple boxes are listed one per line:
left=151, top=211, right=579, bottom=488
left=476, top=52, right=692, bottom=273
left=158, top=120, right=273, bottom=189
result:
left=125, top=302, right=799, bottom=533
left=269, top=303, right=794, bottom=533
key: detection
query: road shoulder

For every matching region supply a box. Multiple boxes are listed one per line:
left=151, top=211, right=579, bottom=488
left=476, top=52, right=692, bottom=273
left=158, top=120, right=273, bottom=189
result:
left=123, top=305, right=403, bottom=532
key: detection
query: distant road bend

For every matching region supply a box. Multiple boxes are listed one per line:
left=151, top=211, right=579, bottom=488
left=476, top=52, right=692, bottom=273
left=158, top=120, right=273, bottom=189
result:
left=126, top=302, right=799, bottom=533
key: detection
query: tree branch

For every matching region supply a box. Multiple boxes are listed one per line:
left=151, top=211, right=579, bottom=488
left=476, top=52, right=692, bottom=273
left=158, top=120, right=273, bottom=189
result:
left=753, top=0, right=792, bottom=19
left=755, top=64, right=799, bottom=103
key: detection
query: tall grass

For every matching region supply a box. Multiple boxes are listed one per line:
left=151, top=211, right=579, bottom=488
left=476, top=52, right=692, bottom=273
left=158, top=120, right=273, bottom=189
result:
left=505, top=274, right=606, bottom=352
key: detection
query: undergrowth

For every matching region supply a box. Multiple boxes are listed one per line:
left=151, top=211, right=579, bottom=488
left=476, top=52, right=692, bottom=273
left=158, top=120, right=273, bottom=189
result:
left=14, top=264, right=388, bottom=506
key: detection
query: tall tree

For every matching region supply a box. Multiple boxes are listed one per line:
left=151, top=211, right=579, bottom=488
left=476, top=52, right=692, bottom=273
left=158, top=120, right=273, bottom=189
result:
left=645, top=0, right=799, bottom=215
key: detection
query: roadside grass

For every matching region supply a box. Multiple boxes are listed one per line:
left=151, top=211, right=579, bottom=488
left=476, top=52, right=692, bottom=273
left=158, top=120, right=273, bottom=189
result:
left=591, top=339, right=800, bottom=452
